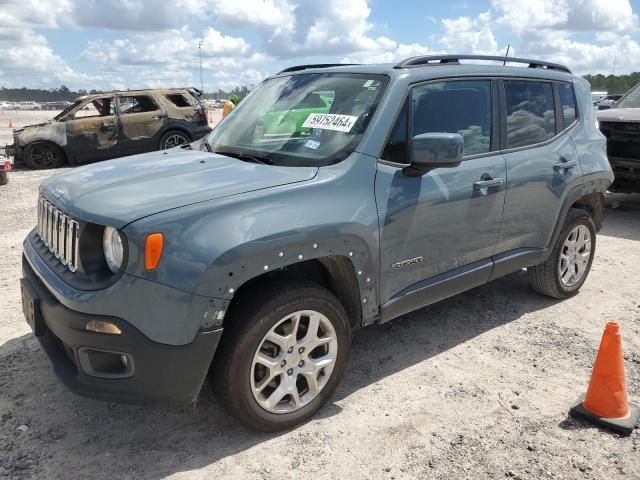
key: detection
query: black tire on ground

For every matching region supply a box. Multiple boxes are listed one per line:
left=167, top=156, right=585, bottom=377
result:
left=23, top=142, right=65, bottom=169
left=211, top=280, right=351, bottom=432
left=158, top=130, right=190, bottom=150
left=528, top=208, right=596, bottom=299
left=0, top=171, right=7, bottom=186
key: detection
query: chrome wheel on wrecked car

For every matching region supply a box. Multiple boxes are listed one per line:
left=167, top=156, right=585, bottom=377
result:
left=251, top=310, right=338, bottom=414
left=558, top=224, right=592, bottom=287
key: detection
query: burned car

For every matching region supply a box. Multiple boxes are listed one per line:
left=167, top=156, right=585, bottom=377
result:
left=5, top=88, right=211, bottom=169
left=597, top=82, right=640, bottom=193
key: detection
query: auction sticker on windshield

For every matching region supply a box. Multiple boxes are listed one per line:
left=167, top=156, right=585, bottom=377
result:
left=302, top=113, right=358, bottom=132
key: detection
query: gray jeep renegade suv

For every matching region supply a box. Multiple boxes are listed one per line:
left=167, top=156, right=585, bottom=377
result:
left=21, top=55, right=613, bottom=431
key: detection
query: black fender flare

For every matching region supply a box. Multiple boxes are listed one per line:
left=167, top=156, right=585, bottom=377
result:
left=196, top=235, right=379, bottom=329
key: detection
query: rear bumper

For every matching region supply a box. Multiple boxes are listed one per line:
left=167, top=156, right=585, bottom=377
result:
left=192, top=125, right=212, bottom=139
left=22, top=258, right=222, bottom=404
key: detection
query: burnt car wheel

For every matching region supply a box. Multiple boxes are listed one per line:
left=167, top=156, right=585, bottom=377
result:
left=159, top=130, right=190, bottom=150
left=211, top=280, right=351, bottom=432
left=23, top=142, right=65, bottom=169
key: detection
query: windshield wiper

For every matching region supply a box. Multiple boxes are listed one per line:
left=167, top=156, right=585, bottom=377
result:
left=216, top=149, right=274, bottom=165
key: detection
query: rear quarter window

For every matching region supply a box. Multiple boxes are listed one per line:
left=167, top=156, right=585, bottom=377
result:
left=165, top=94, right=197, bottom=107
left=558, top=83, right=577, bottom=127
left=504, top=80, right=555, bottom=149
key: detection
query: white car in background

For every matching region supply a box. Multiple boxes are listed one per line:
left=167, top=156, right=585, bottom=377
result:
left=0, top=101, right=13, bottom=110
left=14, top=101, right=42, bottom=110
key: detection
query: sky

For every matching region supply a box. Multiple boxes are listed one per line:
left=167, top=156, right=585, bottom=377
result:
left=0, top=0, right=639, bottom=92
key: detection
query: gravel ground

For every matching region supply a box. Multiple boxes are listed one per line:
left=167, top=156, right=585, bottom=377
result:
left=0, top=168, right=639, bottom=480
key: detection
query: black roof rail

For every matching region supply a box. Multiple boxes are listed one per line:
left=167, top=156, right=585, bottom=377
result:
left=394, top=55, right=571, bottom=73
left=278, top=63, right=360, bottom=74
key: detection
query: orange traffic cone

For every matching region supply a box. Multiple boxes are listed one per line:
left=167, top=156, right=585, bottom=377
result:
left=570, top=322, right=639, bottom=434
left=8, top=119, right=13, bottom=128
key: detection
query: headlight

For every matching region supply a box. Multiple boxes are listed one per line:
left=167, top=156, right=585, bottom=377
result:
left=103, top=226, right=124, bottom=274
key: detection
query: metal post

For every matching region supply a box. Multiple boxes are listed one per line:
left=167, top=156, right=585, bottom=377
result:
left=198, top=42, right=203, bottom=93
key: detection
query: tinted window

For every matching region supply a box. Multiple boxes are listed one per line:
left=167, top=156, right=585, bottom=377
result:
left=381, top=100, right=408, bottom=163
left=412, top=80, right=492, bottom=156
left=558, top=83, right=577, bottom=127
left=119, top=95, right=159, bottom=114
left=504, top=81, right=555, bottom=148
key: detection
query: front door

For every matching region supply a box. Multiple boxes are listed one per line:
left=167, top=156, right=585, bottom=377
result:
left=375, top=79, right=506, bottom=304
left=65, top=96, right=118, bottom=162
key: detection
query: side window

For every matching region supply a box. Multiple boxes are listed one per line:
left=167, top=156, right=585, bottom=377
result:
left=381, top=100, right=408, bottom=164
left=73, top=98, right=114, bottom=119
left=558, top=83, right=577, bottom=127
left=165, top=93, right=197, bottom=107
left=504, top=81, right=555, bottom=148
left=411, top=80, right=492, bottom=156
left=119, top=95, right=159, bottom=114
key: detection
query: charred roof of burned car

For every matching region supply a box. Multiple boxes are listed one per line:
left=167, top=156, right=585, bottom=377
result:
left=73, top=87, right=203, bottom=102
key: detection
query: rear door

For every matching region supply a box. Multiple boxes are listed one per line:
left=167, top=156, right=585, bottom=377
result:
left=115, top=95, right=165, bottom=156
left=494, top=79, right=582, bottom=256
left=65, top=96, right=118, bottom=162
left=375, top=79, right=507, bottom=304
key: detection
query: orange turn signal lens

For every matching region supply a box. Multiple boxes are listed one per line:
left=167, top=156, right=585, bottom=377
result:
left=145, top=233, right=164, bottom=270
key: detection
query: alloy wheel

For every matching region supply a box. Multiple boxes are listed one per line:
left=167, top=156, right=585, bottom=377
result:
left=558, top=224, right=592, bottom=287
left=250, top=310, right=338, bottom=414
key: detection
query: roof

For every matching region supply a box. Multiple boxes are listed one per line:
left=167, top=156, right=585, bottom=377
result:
left=75, top=87, right=199, bottom=101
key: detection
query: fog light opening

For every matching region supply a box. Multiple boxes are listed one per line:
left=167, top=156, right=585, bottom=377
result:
left=85, top=320, right=122, bottom=335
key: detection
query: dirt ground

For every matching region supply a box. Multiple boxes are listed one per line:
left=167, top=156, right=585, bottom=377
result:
left=0, top=167, right=639, bottom=480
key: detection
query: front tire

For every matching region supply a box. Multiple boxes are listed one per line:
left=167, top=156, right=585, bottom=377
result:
left=528, top=209, right=596, bottom=298
left=211, top=281, right=351, bottom=432
left=23, top=142, right=65, bottom=169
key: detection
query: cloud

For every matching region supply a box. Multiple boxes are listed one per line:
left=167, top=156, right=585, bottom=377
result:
left=440, top=11, right=501, bottom=56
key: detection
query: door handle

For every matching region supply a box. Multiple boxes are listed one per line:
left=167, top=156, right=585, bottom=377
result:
left=473, top=177, right=504, bottom=190
left=101, top=122, right=115, bottom=130
left=152, top=115, right=161, bottom=120
left=553, top=158, right=577, bottom=172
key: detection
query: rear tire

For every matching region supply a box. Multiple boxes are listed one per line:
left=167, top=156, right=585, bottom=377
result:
left=211, top=281, right=351, bottom=432
left=0, top=171, right=7, bottom=186
left=159, top=130, right=190, bottom=150
left=23, top=142, right=65, bottom=169
left=528, top=209, right=596, bottom=298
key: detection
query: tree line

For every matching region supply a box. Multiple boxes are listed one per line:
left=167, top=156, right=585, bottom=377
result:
left=582, top=73, right=640, bottom=95
left=3, top=73, right=640, bottom=101
left=0, top=85, right=252, bottom=102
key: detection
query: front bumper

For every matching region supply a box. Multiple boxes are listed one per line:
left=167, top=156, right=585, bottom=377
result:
left=4, top=143, right=18, bottom=161
left=22, top=258, right=223, bottom=404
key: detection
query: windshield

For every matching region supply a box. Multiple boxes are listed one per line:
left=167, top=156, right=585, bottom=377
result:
left=616, top=83, right=640, bottom=109
left=206, top=73, right=388, bottom=166
left=53, top=100, right=82, bottom=121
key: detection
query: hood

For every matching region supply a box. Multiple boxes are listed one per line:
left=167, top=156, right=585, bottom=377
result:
left=596, top=108, right=640, bottom=123
left=42, top=148, right=318, bottom=228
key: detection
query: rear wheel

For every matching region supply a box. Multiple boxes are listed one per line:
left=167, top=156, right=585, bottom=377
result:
left=0, top=171, right=7, bottom=186
left=211, top=281, right=351, bottom=432
left=159, top=130, right=190, bottom=150
left=528, top=209, right=596, bottom=298
left=23, top=142, right=65, bottom=169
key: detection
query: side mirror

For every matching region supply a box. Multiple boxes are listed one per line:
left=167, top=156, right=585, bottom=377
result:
left=403, top=132, right=463, bottom=177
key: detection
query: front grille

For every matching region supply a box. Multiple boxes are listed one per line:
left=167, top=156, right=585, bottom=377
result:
left=36, top=196, right=80, bottom=273
left=599, top=121, right=640, bottom=160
